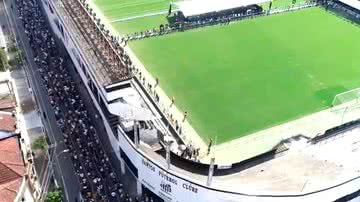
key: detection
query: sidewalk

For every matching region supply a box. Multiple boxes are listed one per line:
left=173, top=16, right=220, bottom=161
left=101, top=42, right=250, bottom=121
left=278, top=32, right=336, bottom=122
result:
left=10, top=67, right=46, bottom=191
left=5, top=0, right=82, bottom=200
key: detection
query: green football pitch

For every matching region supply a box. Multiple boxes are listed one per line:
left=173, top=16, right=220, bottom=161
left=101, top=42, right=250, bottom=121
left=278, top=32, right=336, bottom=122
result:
left=130, top=8, right=360, bottom=144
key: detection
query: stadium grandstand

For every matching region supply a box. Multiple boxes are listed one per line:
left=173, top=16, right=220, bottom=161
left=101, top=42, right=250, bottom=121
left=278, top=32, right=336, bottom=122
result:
left=35, top=0, right=360, bottom=200
left=173, top=0, right=269, bottom=20
left=337, top=0, right=360, bottom=10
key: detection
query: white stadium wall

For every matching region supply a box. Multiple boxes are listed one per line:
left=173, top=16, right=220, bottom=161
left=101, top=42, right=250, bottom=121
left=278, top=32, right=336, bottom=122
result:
left=116, top=124, right=360, bottom=202
left=40, top=0, right=360, bottom=201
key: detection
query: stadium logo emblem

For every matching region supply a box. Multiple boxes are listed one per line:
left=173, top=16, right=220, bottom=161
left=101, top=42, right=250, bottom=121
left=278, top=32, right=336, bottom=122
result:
left=160, top=181, right=172, bottom=195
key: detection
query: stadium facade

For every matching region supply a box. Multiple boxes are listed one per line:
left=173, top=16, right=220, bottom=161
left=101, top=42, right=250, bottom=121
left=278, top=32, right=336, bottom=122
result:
left=41, top=0, right=360, bottom=201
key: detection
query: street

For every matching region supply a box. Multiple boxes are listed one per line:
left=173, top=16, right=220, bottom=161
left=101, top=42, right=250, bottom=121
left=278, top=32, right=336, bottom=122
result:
left=3, top=0, right=81, bottom=200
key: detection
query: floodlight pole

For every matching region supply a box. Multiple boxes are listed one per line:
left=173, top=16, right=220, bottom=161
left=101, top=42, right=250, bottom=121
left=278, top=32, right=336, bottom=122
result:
left=134, top=120, right=139, bottom=148
left=42, top=149, right=70, bottom=202
left=54, top=149, right=70, bottom=201
left=166, top=141, right=171, bottom=170
left=207, top=157, right=215, bottom=187
left=342, top=106, right=349, bottom=124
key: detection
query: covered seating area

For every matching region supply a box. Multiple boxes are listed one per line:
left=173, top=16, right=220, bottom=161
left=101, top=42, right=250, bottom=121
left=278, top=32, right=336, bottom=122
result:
left=337, top=0, right=360, bottom=10
left=173, top=0, right=272, bottom=21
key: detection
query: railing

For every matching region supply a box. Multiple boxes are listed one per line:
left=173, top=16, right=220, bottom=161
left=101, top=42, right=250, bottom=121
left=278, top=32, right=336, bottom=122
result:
left=60, top=0, right=132, bottom=84
left=51, top=0, right=111, bottom=86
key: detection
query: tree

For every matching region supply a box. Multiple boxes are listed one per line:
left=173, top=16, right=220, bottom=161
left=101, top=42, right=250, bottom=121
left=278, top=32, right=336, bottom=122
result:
left=8, top=49, right=23, bottom=67
left=32, top=136, right=48, bottom=152
left=0, top=48, right=8, bottom=71
left=45, top=190, right=63, bottom=202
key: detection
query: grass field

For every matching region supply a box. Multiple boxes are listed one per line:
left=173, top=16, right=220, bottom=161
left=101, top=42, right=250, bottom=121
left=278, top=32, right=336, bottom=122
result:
left=261, top=0, right=309, bottom=10
left=92, top=0, right=171, bottom=20
left=130, top=8, right=360, bottom=144
left=112, top=14, right=168, bottom=35
left=92, top=0, right=172, bottom=34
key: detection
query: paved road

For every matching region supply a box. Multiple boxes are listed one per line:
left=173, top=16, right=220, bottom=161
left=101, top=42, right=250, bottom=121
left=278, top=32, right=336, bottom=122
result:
left=5, top=0, right=139, bottom=200
left=3, top=0, right=81, bottom=201
left=63, top=55, right=139, bottom=197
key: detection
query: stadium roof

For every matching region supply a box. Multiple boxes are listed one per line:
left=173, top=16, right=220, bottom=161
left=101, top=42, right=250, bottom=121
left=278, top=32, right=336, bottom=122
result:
left=107, top=86, right=160, bottom=120
left=338, top=0, right=360, bottom=10
left=175, top=0, right=272, bottom=18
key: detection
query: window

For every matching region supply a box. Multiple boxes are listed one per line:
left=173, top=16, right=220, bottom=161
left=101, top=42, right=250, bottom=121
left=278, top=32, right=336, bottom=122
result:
left=59, top=25, right=64, bottom=38
left=48, top=2, right=54, bottom=14
left=81, top=63, right=87, bottom=77
left=54, top=19, right=65, bottom=38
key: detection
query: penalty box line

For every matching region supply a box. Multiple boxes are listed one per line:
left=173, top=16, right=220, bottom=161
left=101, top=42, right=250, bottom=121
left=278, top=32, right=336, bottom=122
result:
left=110, top=9, right=178, bottom=23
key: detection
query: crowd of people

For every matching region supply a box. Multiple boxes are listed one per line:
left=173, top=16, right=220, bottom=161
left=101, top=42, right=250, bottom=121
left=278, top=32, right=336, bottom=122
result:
left=123, top=6, right=263, bottom=41
left=123, top=0, right=322, bottom=42
left=325, top=0, right=360, bottom=22
left=63, top=0, right=132, bottom=83
left=16, top=0, right=155, bottom=201
left=14, top=0, right=360, bottom=200
left=65, top=0, right=204, bottom=166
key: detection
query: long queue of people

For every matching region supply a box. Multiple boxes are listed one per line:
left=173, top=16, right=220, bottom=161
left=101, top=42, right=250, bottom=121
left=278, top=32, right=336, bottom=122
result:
left=16, top=0, right=155, bottom=201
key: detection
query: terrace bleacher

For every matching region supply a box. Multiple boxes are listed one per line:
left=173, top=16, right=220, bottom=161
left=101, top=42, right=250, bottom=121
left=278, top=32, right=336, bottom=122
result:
left=60, top=0, right=132, bottom=86
left=324, top=0, right=360, bottom=23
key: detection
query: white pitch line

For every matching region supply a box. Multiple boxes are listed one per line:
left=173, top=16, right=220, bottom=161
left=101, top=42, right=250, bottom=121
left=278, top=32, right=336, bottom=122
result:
left=110, top=10, right=177, bottom=23
left=105, top=0, right=168, bottom=10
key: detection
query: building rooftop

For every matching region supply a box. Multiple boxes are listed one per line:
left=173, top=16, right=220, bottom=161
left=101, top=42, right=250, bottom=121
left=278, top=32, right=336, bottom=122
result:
left=0, top=112, right=16, bottom=132
left=0, top=137, right=25, bottom=202
left=0, top=97, right=16, bottom=111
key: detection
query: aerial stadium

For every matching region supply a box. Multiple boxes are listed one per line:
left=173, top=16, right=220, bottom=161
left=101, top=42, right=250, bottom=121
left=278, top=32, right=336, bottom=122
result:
left=41, top=0, right=360, bottom=201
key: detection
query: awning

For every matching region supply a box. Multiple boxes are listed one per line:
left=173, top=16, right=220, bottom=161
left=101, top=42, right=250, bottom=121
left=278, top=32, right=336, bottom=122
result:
left=338, top=0, right=360, bottom=10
